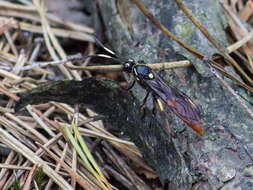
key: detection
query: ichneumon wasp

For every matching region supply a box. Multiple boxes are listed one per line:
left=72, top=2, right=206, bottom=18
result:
left=82, top=39, right=203, bottom=135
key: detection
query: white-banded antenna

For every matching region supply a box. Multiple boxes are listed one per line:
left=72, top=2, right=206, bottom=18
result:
left=82, top=54, right=124, bottom=63
left=94, top=37, right=117, bottom=56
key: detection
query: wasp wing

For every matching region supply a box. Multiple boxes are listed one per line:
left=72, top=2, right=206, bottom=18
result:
left=144, top=72, right=203, bottom=135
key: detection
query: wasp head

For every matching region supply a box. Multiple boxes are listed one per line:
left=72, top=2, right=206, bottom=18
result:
left=123, top=59, right=136, bottom=73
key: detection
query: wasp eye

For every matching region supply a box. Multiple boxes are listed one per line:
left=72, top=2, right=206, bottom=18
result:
left=123, top=61, right=136, bottom=73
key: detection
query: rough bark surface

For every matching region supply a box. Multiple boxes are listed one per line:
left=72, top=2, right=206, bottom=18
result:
left=96, top=0, right=253, bottom=189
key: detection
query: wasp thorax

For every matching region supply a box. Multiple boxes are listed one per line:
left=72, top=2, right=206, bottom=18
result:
left=133, top=65, right=154, bottom=80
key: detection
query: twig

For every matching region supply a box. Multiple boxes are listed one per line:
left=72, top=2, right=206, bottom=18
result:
left=32, top=0, right=72, bottom=79
left=132, top=0, right=253, bottom=118
left=226, top=30, right=253, bottom=53
left=173, top=0, right=253, bottom=117
left=4, top=31, right=18, bottom=57
left=1, top=54, right=83, bottom=71
left=173, top=0, right=253, bottom=85
left=0, top=17, right=94, bottom=42
left=0, top=1, right=94, bottom=34
left=23, top=164, right=38, bottom=190
left=3, top=31, right=19, bottom=53
left=66, top=60, right=191, bottom=72
left=12, top=49, right=26, bottom=75
left=0, top=55, right=190, bottom=72
left=209, top=64, right=253, bottom=119
left=28, top=38, right=43, bottom=64
left=221, top=2, right=253, bottom=71
left=0, top=9, right=41, bottom=23
left=0, top=1, right=35, bottom=12
left=131, top=0, right=252, bottom=94
left=0, top=164, right=31, bottom=170
left=33, top=0, right=81, bottom=80
left=36, top=142, right=92, bottom=190
left=0, top=87, right=19, bottom=101
left=45, top=143, right=69, bottom=190
left=0, top=18, right=16, bottom=35
left=46, top=13, right=94, bottom=34
left=132, top=0, right=203, bottom=59
left=0, top=127, right=74, bottom=190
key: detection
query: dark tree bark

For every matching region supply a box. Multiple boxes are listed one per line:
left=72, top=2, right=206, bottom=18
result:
left=96, top=0, right=253, bottom=189
left=16, top=78, right=185, bottom=189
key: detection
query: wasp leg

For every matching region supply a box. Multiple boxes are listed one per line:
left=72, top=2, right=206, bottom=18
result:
left=151, top=95, right=165, bottom=114
left=177, top=127, right=187, bottom=134
left=140, top=91, right=150, bottom=108
left=157, top=69, right=166, bottom=78
left=138, top=60, right=145, bottom=64
left=152, top=97, right=157, bottom=115
left=140, top=107, right=146, bottom=119
left=140, top=92, right=150, bottom=119
left=126, top=80, right=135, bottom=91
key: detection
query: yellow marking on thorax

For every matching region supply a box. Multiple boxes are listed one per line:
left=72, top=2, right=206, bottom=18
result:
left=133, top=68, right=138, bottom=76
left=148, top=73, right=154, bottom=79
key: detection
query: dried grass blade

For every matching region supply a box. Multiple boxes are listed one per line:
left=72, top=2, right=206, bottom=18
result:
left=63, top=123, right=110, bottom=190
left=71, top=119, right=112, bottom=190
